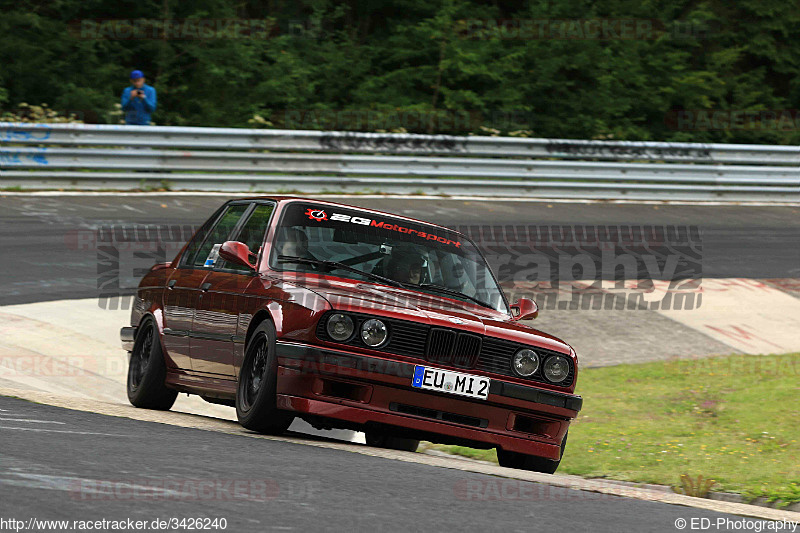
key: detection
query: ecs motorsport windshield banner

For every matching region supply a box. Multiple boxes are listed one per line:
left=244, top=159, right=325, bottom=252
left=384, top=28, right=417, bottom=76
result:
left=297, top=204, right=463, bottom=248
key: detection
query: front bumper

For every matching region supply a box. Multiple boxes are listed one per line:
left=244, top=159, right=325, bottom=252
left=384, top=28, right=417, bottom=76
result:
left=276, top=341, right=582, bottom=458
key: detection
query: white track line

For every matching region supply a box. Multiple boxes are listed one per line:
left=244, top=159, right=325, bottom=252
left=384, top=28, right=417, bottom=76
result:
left=0, top=426, right=128, bottom=436
left=0, top=417, right=65, bottom=424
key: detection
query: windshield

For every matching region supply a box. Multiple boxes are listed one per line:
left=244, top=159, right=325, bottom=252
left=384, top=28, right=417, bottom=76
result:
left=269, top=202, right=509, bottom=313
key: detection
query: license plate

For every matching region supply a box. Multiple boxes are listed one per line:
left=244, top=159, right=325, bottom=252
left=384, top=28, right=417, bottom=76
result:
left=411, top=365, right=490, bottom=400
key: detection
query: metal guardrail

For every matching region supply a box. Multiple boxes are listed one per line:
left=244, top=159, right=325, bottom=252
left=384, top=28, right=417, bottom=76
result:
left=1, top=122, right=798, bottom=201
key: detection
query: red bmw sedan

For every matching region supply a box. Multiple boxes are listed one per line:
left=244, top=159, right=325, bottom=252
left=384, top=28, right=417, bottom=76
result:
left=122, top=197, right=582, bottom=473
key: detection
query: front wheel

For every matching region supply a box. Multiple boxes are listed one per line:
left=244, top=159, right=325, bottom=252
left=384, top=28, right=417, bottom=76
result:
left=497, top=432, right=568, bottom=474
left=236, top=321, right=294, bottom=434
left=127, top=318, right=178, bottom=410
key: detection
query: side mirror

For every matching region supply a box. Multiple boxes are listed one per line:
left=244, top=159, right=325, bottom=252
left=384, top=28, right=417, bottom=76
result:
left=510, top=298, right=538, bottom=321
left=219, top=241, right=256, bottom=270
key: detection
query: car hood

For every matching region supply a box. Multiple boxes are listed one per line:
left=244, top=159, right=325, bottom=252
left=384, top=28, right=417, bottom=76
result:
left=281, top=275, right=572, bottom=355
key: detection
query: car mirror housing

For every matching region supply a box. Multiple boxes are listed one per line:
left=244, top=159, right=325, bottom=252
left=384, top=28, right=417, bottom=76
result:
left=219, top=241, right=256, bottom=270
left=510, top=298, right=538, bottom=321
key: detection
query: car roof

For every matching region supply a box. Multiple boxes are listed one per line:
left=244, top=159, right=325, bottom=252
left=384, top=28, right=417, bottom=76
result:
left=230, top=196, right=462, bottom=235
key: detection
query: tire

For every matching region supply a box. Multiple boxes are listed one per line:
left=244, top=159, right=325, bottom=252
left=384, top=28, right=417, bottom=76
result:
left=236, top=321, right=294, bottom=434
left=365, top=430, right=420, bottom=452
left=127, top=318, right=178, bottom=410
left=497, top=432, right=568, bottom=474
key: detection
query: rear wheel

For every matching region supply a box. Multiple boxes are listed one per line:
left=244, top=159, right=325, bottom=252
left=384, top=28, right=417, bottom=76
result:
left=236, top=321, right=294, bottom=434
left=365, top=429, right=420, bottom=452
left=127, top=318, right=178, bottom=410
left=497, top=432, right=568, bottom=474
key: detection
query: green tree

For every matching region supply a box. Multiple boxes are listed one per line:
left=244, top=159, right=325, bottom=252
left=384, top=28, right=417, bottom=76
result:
left=0, top=0, right=798, bottom=143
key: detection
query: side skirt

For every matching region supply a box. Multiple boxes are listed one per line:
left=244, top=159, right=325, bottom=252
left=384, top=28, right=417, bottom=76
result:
left=165, top=369, right=237, bottom=400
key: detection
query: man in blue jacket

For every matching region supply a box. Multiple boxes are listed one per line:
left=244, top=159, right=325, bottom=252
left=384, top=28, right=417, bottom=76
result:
left=121, top=70, right=157, bottom=125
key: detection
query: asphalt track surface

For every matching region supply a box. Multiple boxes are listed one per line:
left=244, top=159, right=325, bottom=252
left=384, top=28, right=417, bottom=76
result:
left=0, top=194, right=798, bottom=305
left=0, top=396, right=759, bottom=532
left=1, top=194, right=798, bottom=531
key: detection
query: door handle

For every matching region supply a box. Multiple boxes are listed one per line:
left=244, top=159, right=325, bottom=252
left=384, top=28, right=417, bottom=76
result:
left=167, top=279, right=176, bottom=289
left=201, top=282, right=212, bottom=291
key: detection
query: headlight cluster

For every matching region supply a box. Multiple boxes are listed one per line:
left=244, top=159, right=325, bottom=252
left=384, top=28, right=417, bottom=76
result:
left=543, top=355, right=570, bottom=383
left=511, top=348, right=571, bottom=384
left=325, top=313, right=388, bottom=347
left=512, top=349, right=539, bottom=376
left=360, top=318, right=388, bottom=347
left=326, top=313, right=354, bottom=341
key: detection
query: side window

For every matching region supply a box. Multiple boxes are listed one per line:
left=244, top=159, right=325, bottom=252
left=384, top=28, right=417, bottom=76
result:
left=234, top=203, right=275, bottom=255
left=217, top=203, right=275, bottom=271
left=180, top=206, right=223, bottom=267
left=190, top=204, right=250, bottom=268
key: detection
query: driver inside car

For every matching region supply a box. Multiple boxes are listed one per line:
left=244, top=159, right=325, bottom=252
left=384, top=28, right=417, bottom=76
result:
left=385, top=247, right=426, bottom=285
left=275, top=227, right=315, bottom=259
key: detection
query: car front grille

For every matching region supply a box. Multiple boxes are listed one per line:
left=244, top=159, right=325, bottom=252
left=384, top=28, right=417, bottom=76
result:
left=425, top=328, right=482, bottom=369
left=476, top=337, right=518, bottom=374
left=454, top=332, right=482, bottom=367
left=315, top=311, right=573, bottom=386
left=426, top=328, right=456, bottom=363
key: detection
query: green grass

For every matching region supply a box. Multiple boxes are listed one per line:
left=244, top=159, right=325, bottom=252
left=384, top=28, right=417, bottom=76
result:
left=426, top=353, right=800, bottom=505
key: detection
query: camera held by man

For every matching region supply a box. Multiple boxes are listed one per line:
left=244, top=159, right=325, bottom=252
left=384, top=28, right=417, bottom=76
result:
left=120, top=69, right=157, bottom=125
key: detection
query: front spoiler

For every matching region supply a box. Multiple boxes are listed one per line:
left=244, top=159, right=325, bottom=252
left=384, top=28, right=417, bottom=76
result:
left=276, top=341, right=582, bottom=413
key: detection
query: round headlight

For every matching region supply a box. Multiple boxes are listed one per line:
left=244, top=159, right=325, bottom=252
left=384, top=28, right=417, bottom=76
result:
left=326, top=313, right=354, bottom=341
left=512, top=349, right=540, bottom=377
left=361, top=319, right=388, bottom=347
left=543, top=355, right=570, bottom=383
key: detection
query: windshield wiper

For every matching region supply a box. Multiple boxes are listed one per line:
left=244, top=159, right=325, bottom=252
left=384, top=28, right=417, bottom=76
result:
left=278, top=255, right=495, bottom=309
left=276, top=255, right=406, bottom=288
left=417, top=283, right=494, bottom=310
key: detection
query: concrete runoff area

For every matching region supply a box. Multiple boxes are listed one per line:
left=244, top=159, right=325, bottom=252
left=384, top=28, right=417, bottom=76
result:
left=0, top=299, right=358, bottom=442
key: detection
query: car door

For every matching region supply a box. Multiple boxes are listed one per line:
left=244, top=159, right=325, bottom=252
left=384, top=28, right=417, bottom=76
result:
left=161, top=205, right=223, bottom=370
left=162, top=268, right=207, bottom=370
left=162, top=202, right=250, bottom=372
left=190, top=201, right=276, bottom=376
